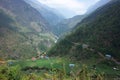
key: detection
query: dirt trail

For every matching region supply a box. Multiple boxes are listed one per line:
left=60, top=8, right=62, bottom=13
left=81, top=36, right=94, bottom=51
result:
left=88, top=47, right=120, bottom=65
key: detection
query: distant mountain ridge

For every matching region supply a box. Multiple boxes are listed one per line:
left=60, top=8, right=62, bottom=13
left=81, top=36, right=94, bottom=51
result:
left=24, top=0, right=65, bottom=35
left=54, top=15, right=85, bottom=36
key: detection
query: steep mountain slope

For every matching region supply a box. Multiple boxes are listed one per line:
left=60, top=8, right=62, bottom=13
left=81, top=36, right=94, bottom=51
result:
left=0, top=0, right=49, bottom=33
left=24, top=0, right=64, bottom=35
left=48, top=0, right=120, bottom=61
left=55, top=15, right=85, bottom=36
left=0, top=0, right=56, bottom=59
left=0, top=10, right=35, bottom=59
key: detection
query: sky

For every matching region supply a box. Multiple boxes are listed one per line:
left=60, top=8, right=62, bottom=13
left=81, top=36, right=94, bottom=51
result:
left=37, top=0, right=100, bottom=18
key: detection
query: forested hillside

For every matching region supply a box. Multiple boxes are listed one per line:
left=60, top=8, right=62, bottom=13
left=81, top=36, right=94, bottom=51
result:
left=48, top=0, right=120, bottom=61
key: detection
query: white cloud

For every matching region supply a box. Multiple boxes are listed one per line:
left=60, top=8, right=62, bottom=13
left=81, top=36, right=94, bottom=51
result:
left=37, top=0, right=100, bottom=18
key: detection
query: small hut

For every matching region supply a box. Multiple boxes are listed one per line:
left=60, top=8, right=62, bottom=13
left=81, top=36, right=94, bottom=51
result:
left=105, top=54, right=112, bottom=59
left=31, top=57, right=36, bottom=61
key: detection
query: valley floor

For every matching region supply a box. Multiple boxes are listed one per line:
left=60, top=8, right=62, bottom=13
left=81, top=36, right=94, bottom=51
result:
left=0, top=57, right=120, bottom=80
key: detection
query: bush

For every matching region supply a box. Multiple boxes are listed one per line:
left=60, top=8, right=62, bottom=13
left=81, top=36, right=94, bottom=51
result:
left=0, top=65, right=22, bottom=80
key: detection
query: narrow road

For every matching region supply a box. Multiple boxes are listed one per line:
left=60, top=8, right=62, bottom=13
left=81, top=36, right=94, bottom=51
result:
left=65, top=39, right=120, bottom=65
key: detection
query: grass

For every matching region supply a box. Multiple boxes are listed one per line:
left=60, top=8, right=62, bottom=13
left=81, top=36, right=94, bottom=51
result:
left=12, top=57, right=71, bottom=73
left=12, top=57, right=120, bottom=72
left=14, top=58, right=65, bottom=67
left=1, top=57, right=120, bottom=80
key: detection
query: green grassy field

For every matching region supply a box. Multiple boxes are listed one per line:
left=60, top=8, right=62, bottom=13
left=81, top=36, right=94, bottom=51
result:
left=0, top=57, right=120, bottom=80
left=13, top=57, right=71, bottom=73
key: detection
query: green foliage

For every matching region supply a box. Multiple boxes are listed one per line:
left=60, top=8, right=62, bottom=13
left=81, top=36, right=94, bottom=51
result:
left=0, top=65, right=22, bottom=80
left=21, top=73, right=43, bottom=80
left=48, top=0, right=120, bottom=60
left=0, top=62, right=105, bottom=80
left=1, top=58, right=120, bottom=79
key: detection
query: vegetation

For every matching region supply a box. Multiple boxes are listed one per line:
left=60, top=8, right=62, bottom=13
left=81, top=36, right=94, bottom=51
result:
left=48, top=0, right=120, bottom=61
left=0, top=0, right=120, bottom=79
left=0, top=58, right=107, bottom=80
left=48, top=1, right=120, bottom=78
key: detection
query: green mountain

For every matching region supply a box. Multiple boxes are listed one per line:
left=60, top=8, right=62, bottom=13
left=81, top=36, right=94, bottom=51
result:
left=0, top=0, right=56, bottom=59
left=48, top=0, right=120, bottom=62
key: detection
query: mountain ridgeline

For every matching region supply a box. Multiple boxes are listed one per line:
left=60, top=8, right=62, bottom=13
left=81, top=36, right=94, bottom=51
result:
left=87, top=0, right=111, bottom=14
left=48, top=0, right=120, bottom=61
left=24, top=0, right=65, bottom=36
left=0, top=0, right=49, bottom=33
left=53, top=0, right=111, bottom=36
left=0, top=0, right=56, bottom=59
left=24, top=0, right=64, bottom=25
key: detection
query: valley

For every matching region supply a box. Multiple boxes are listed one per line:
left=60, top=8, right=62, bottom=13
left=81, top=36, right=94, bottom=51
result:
left=0, top=0, right=120, bottom=80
